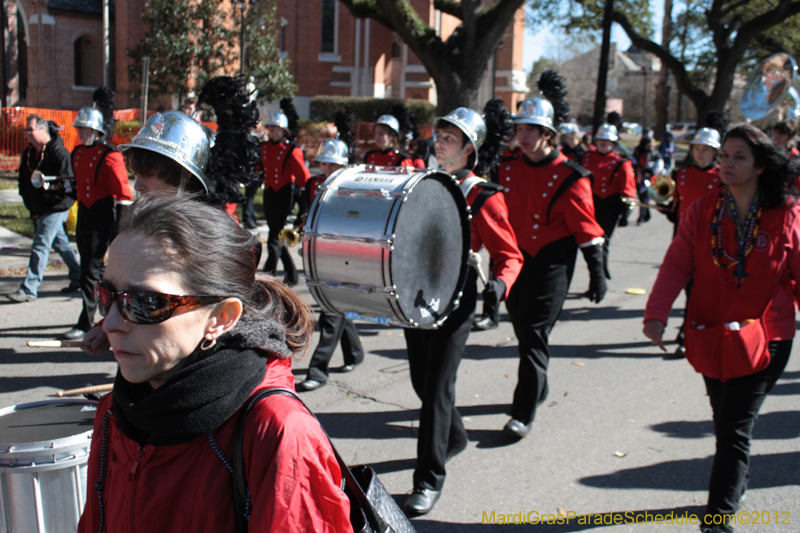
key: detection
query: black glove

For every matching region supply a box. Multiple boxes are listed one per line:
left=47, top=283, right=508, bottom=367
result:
left=618, top=202, right=633, bottom=227
left=581, top=243, right=607, bottom=304
left=482, top=279, right=506, bottom=310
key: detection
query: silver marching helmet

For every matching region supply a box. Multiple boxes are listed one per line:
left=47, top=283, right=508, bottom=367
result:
left=374, top=114, right=401, bottom=137
left=72, top=108, right=105, bottom=134
left=595, top=123, right=619, bottom=143
left=434, top=107, right=487, bottom=167
left=263, top=111, right=290, bottom=136
left=690, top=127, right=721, bottom=150
left=119, top=111, right=211, bottom=192
left=514, top=97, right=556, bottom=134
left=559, top=122, right=581, bottom=135
left=314, top=138, right=349, bottom=165
left=785, top=87, right=800, bottom=120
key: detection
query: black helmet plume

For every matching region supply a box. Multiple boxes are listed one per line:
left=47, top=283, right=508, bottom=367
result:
left=475, top=98, right=514, bottom=178
left=92, top=86, right=115, bottom=137
left=606, top=111, right=622, bottom=130
left=279, top=98, right=300, bottom=140
left=391, top=102, right=415, bottom=143
left=706, top=110, right=729, bottom=136
left=334, top=109, right=356, bottom=163
left=197, top=76, right=260, bottom=205
left=537, top=70, right=569, bottom=129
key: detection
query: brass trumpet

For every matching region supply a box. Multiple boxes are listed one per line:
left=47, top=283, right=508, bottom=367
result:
left=647, top=175, right=675, bottom=204
left=31, top=170, right=76, bottom=191
left=279, top=227, right=301, bottom=247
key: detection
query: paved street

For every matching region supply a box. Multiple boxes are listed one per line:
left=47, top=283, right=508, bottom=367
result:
left=1, top=212, right=798, bottom=532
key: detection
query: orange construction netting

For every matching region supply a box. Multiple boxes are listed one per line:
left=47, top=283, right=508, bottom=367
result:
left=0, top=108, right=217, bottom=171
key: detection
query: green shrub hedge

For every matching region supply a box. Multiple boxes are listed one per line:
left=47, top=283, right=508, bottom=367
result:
left=309, top=97, right=436, bottom=124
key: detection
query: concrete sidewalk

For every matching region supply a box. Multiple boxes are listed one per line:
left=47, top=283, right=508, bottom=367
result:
left=0, top=189, right=22, bottom=204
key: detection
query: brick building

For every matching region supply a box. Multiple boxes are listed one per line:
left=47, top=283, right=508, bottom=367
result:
left=2, top=0, right=527, bottom=115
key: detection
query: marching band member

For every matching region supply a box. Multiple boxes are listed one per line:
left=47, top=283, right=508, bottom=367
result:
left=668, top=126, right=722, bottom=358
left=500, top=71, right=607, bottom=440
left=644, top=124, right=800, bottom=533
left=365, top=103, right=420, bottom=167
left=581, top=123, right=637, bottom=279
left=559, top=122, right=586, bottom=162
left=62, top=88, right=133, bottom=340
left=296, top=110, right=365, bottom=392
left=632, top=136, right=664, bottom=224
left=259, top=99, right=309, bottom=285
left=402, top=100, right=523, bottom=516
left=82, top=76, right=260, bottom=356
left=772, top=118, right=798, bottom=158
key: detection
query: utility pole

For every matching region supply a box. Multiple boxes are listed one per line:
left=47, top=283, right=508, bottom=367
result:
left=103, top=0, right=109, bottom=85
left=592, top=0, right=614, bottom=139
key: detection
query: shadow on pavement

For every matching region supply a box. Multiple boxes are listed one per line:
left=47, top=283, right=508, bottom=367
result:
left=0, top=348, right=113, bottom=365
left=579, top=451, right=800, bottom=491
left=559, top=306, right=684, bottom=322
left=0, top=373, right=113, bottom=395
left=650, top=411, right=800, bottom=440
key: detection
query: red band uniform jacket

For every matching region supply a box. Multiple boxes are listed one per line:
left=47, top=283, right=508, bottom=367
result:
left=501, top=150, right=605, bottom=259
left=364, top=149, right=418, bottom=168
left=72, top=144, right=132, bottom=208
left=581, top=150, right=637, bottom=234
left=459, top=171, right=523, bottom=298
left=674, top=164, right=721, bottom=219
left=77, top=357, right=351, bottom=532
left=259, top=139, right=310, bottom=192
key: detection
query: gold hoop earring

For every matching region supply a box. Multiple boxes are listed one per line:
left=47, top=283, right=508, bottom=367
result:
left=200, top=336, right=217, bottom=351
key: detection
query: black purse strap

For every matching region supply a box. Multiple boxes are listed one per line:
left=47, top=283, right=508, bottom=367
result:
left=231, top=387, right=388, bottom=533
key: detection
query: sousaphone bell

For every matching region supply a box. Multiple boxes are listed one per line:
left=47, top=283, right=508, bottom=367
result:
left=740, top=53, right=798, bottom=121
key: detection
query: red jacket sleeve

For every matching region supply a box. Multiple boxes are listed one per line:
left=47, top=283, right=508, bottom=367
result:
left=245, top=394, right=351, bottom=532
left=557, top=177, right=605, bottom=245
left=644, top=199, right=699, bottom=325
left=786, top=203, right=800, bottom=306
left=619, top=159, right=637, bottom=198
left=76, top=396, right=112, bottom=533
left=288, top=147, right=310, bottom=189
left=102, top=151, right=133, bottom=201
left=471, top=192, right=523, bottom=299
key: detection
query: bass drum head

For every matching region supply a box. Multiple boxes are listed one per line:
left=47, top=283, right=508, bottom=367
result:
left=391, top=171, right=470, bottom=327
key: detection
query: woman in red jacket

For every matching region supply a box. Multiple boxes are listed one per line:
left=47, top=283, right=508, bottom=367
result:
left=77, top=195, right=350, bottom=532
left=644, top=123, right=800, bottom=533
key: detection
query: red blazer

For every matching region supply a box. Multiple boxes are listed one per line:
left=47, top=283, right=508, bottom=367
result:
left=500, top=151, right=604, bottom=257
left=364, top=149, right=416, bottom=167
left=674, top=164, right=721, bottom=218
left=259, top=140, right=309, bottom=191
left=646, top=193, right=800, bottom=342
left=78, top=357, right=351, bottom=533
left=461, top=172, right=523, bottom=298
left=581, top=151, right=637, bottom=200
left=72, top=144, right=132, bottom=208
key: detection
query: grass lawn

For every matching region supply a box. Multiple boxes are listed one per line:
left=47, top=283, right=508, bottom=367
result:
left=0, top=178, right=17, bottom=190
left=0, top=203, right=33, bottom=238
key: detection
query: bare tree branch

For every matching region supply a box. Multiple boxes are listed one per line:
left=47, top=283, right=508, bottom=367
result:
left=433, top=0, right=462, bottom=19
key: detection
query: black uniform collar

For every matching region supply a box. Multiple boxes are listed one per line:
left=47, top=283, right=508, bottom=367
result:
left=694, top=162, right=717, bottom=172
left=522, top=149, right=559, bottom=168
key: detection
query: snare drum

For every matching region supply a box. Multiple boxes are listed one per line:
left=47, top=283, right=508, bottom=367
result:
left=0, top=400, right=97, bottom=533
left=303, top=165, right=471, bottom=328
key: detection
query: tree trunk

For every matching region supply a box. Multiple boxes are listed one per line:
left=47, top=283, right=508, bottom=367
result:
left=430, top=67, right=484, bottom=116
left=654, top=0, right=673, bottom=140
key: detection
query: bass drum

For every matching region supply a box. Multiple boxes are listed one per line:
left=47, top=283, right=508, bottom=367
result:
left=303, top=165, right=470, bottom=328
left=0, top=399, right=97, bottom=533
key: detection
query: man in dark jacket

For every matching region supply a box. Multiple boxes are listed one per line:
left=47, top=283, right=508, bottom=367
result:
left=6, top=115, right=80, bottom=302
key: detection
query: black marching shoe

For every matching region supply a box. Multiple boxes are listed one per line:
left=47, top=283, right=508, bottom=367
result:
left=403, top=488, right=441, bottom=517
left=60, top=282, right=81, bottom=294
left=503, top=418, right=533, bottom=439
left=295, top=379, right=326, bottom=392
left=61, top=327, right=87, bottom=341
left=665, top=344, right=686, bottom=360
left=283, top=275, right=299, bottom=287
left=472, top=315, right=499, bottom=331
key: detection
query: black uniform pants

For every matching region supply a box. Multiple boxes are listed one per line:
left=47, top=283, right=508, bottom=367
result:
left=306, top=314, right=365, bottom=383
left=75, top=198, right=115, bottom=332
left=263, top=185, right=297, bottom=279
left=506, top=240, right=577, bottom=424
left=594, top=195, right=622, bottom=280
left=480, top=259, right=499, bottom=322
left=403, top=269, right=477, bottom=491
left=702, top=340, right=792, bottom=522
left=242, top=181, right=261, bottom=226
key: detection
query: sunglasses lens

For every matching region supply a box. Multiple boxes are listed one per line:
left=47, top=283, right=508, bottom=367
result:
left=123, top=292, right=174, bottom=324
left=95, top=283, right=112, bottom=317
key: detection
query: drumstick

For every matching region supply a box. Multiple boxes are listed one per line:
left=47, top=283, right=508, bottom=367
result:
left=27, top=340, right=89, bottom=349
left=468, top=252, right=488, bottom=285
left=56, top=383, right=114, bottom=397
